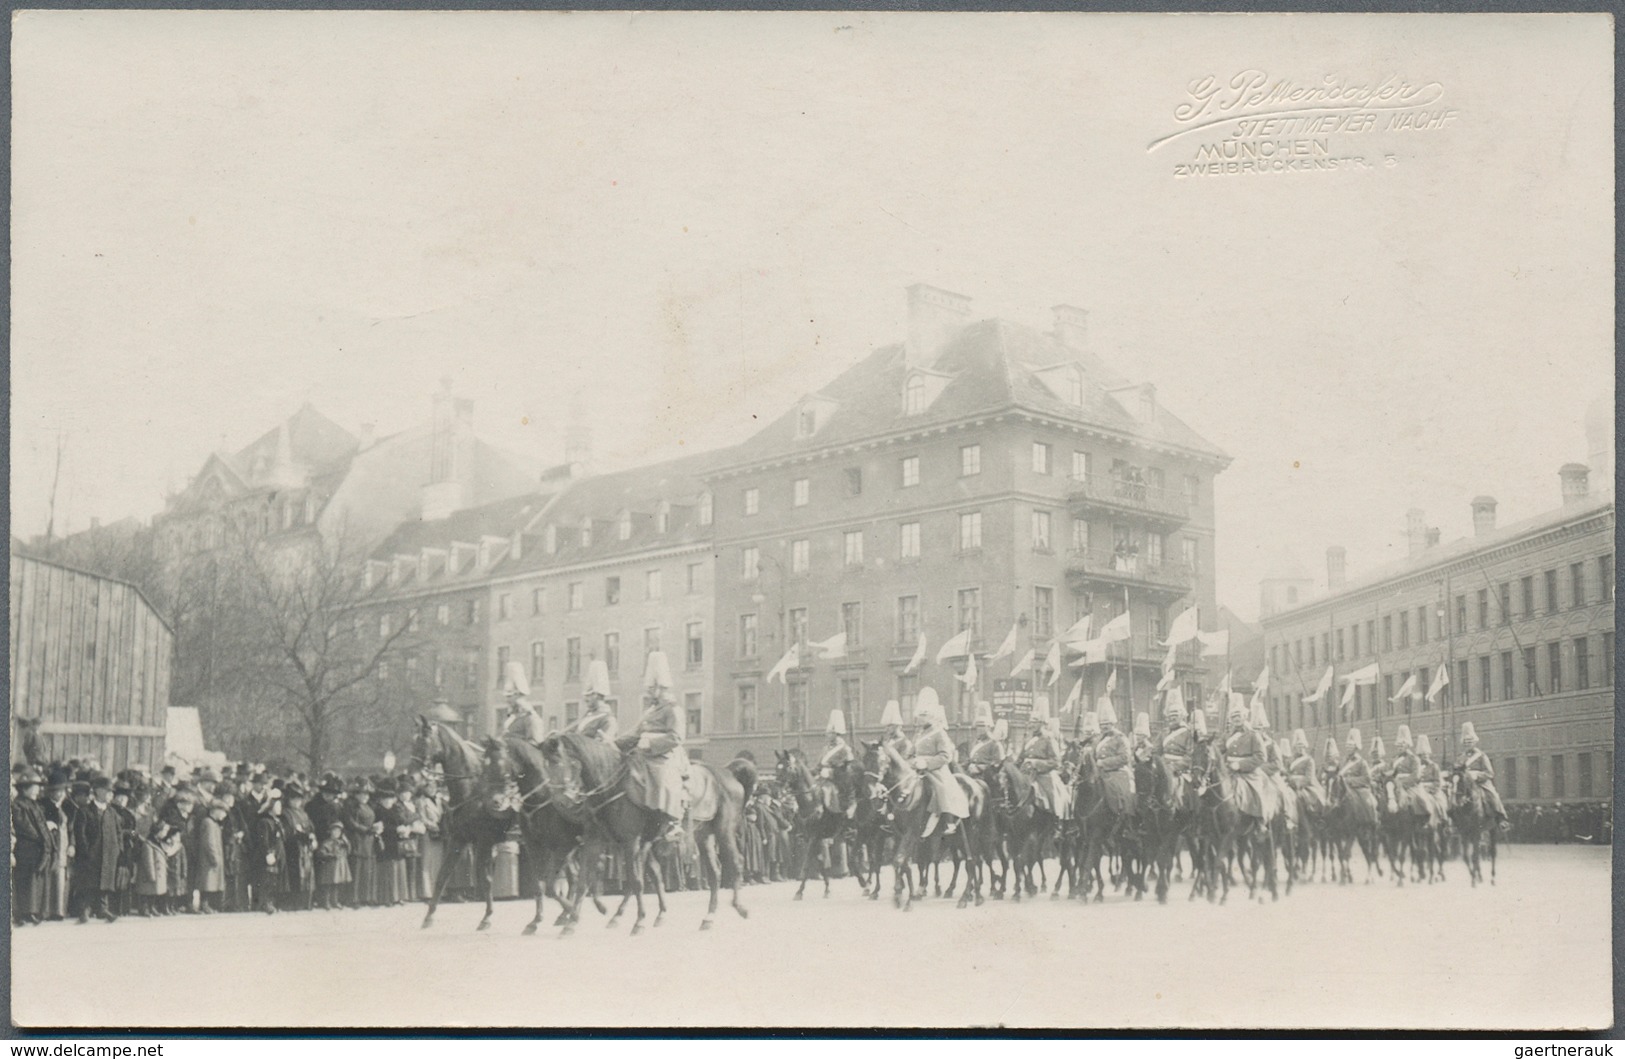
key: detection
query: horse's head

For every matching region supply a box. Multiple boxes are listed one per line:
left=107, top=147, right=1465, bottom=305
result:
left=481, top=737, right=515, bottom=790
left=775, top=749, right=809, bottom=792
left=410, top=715, right=435, bottom=772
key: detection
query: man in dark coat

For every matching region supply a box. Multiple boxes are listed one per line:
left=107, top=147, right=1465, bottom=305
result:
left=11, top=770, right=51, bottom=924
left=72, top=775, right=126, bottom=923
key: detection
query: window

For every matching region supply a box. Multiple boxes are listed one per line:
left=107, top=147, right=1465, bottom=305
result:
left=844, top=468, right=863, bottom=497
left=1501, top=651, right=1514, bottom=702
left=791, top=539, right=810, bottom=574
left=605, top=576, right=621, bottom=606
left=1151, top=605, right=1167, bottom=643
left=1307, top=636, right=1315, bottom=668
left=433, top=653, right=445, bottom=688
left=900, top=457, right=919, bottom=488
left=904, top=376, right=925, bottom=415
left=1335, top=629, right=1346, bottom=661
left=494, top=646, right=509, bottom=687
left=1350, top=624, right=1359, bottom=657
left=1287, top=587, right=1299, bottom=605
left=1457, top=660, right=1471, bottom=705
left=1293, top=640, right=1302, bottom=670
left=464, top=647, right=479, bottom=690
left=644, top=627, right=661, bottom=657
left=1571, top=562, right=1586, bottom=608
left=1147, top=532, right=1164, bottom=565
left=1146, top=468, right=1165, bottom=495
left=1032, top=442, right=1051, bottom=474
left=896, top=595, right=920, bottom=645
left=787, top=681, right=809, bottom=731
left=741, top=546, right=760, bottom=580
left=1548, top=642, right=1563, bottom=693
left=1552, top=755, right=1566, bottom=798
left=618, top=511, right=632, bottom=541
left=957, top=587, right=982, bottom=639
left=959, top=512, right=983, bottom=551
left=1034, top=586, right=1054, bottom=638
left=1397, top=612, right=1409, bottom=648
left=699, top=492, right=713, bottom=526
left=844, top=530, right=864, bottom=566
left=687, top=563, right=702, bottom=594
left=531, top=588, right=545, bottom=616
left=1269, top=645, right=1279, bottom=674
left=1526, top=756, right=1541, bottom=799
left=545, top=525, right=558, bottom=554
left=738, top=614, right=758, bottom=658
left=1475, top=656, right=1490, bottom=706
left=1605, top=632, right=1614, bottom=686
left=1454, top=595, right=1466, bottom=635
left=897, top=673, right=919, bottom=716
left=1578, top=753, right=1593, bottom=798
left=1382, top=616, right=1393, bottom=651
left=656, top=503, right=670, bottom=535
left=1071, top=518, right=1090, bottom=552
left=568, top=583, right=583, bottom=611
left=840, top=677, right=863, bottom=726
left=1493, top=585, right=1507, bottom=627
left=1474, top=589, right=1488, bottom=629
left=899, top=522, right=921, bottom=560
left=1600, top=556, right=1614, bottom=601
left=788, top=607, right=808, bottom=646
left=566, top=638, right=581, bottom=682
left=602, top=632, right=620, bottom=677
left=1504, top=758, right=1518, bottom=799
left=1417, top=606, right=1429, bottom=644
left=1183, top=474, right=1199, bottom=506
left=842, top=602, right=862, bottom=645
left=646, top=569, right=662, bottom=600
left=1545, top=569, right=1559, bottom=613
left=743, top=488, right=759, bottom=516
left=1072, top=451, right=1091, bottom=481
left=960, top=444, right=981, bottom=476
left=686, top=622, right=704, bottom=668
left=793, top=478, right=809, bottom=507
left=737, top=684, right=758, bottom=733
left=1382, top=674, right=1394, bottom=711
left=1031, top=510, right=1052, bottom=551
left=1320, top=633, right=1330, bottom=666
left=1524, top=646, right=1539, bottom=696
left=530, top=641, right=545, bottom=682
left=1521, top=575, right=1535, bottom=616
left=580, top=520, right=593, bottom=548
left=1415, top=666, right=1430, bottom=710
left=1181, top=537, right=1198, bottom=573
left=685, top=693, right=702, bottom=738
left=1575, top=637, right=1590, bottom=690
left=436, top=603, right=450, bottom=626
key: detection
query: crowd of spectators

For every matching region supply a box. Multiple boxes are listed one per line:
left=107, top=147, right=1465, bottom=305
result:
left=1504, top=801, right=1611, bottom=845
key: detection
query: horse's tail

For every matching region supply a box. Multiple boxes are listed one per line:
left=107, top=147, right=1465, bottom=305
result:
left=727, top=756, right=758, bottom=802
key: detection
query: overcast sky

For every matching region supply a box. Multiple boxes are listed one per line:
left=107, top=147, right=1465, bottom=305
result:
left=12, top=12, right=1612, bottom=620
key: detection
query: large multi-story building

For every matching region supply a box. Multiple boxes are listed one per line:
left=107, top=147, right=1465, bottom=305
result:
left=705, top=285, right=1230, bottom=760
left=1258, top=464, right=1614, bottom=806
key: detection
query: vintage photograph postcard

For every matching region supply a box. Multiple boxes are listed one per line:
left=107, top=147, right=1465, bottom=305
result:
left=8, top=10, right=1614, bottom=1031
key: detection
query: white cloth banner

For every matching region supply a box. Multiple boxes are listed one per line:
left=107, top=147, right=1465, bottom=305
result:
left=1161, top=605, right=1199, bottom=646
left=1426, top=664, right=1451, bottom=703
left=1010, top=648, right=1036, bottom=676
left=1099, top=611, right=1131, bottom=643
left=1303, top=666, right=1335, bottom=704
left=990, top=623, right=1020, bottom=662
left=936, top=630, right=970, bottom=663
left=766, top=645, right=799, bottom=684
left=905, top=635, right=927, bottom=674
left=1198, top=629, right=1230, bottom=657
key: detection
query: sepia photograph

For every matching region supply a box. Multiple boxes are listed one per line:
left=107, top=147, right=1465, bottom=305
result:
left=7, top=9, right=1615, bottom=1032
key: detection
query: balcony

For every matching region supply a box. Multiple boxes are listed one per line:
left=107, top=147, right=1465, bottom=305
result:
left=1064, top=548, right=1194, bottom=597
left=1068, top=473, right=1191, bottom=526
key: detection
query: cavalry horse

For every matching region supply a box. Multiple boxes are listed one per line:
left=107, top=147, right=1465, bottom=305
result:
left=774, top=748, right=854, bottom=900
left=1071, top=746, right=1142, bottom=903
left=1135, top=751, right=1195, bottom=904
left=1324, top=771, right=1382, bottom=884
left=992, top=760, right=1058, bottom=902
left=849, top=746, right=897, bottom=900
left=412, top=716, right=519, bottom=931
left=540, top=730, right=753, bottom=933
left=864, top=742, right=985, bottom=911
left=481, top=735, right=594, bottom=935
left=1447, top=765, right=1498, bottom=887
left=1188, top=737, right=1279, bottom=904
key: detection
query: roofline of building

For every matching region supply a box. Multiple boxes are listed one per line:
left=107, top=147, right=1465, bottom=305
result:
left=1258, top=499, right=1615, bottom=627
left=706, top=406, right=1232, bottom=482
left=362, top=537, right=717, bottom=603
left=9, top=547, right=177, bottom=635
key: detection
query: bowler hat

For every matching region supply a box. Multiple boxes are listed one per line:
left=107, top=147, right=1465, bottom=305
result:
left=90, top=774, right=113, bottom=792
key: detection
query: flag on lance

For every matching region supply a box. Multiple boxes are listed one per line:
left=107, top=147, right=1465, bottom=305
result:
left=1010, top=648, right=1036, bottom=676
left=1303, top=665, right=1334, bottom=704
left=1389, top=672, right=1418, bottom=703
left=990, top=622, right=1020, bottom=662
left=809, top=631, right=846, bottom=659
left=936, top=629, right=971, bottom=663
left=957, top=651, right=979, bottom=688
left=1426, top=664, right=1450, bottom=703
left=766, top=644, right=799, bottom=684
left=905, top=634, right=927, bottom=674
left=1161, top=605, right=1199, bottom=646
left=1043, top=638, right=1062, bottom=686
left=1198, top=628, right=1230, bottom=657
left=1099, top=611, right=1131, bottom=643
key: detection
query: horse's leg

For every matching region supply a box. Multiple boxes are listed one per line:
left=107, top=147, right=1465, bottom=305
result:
left=698, top=828, right=721, bottom=930
left=793, top=826, right=816, bottom=900
left=524, top=840, right=549, bottom=935
left=476, top=840, right=496, bottom=931
left=626, top=831, right=649, bottom=937
left=422, top=837, right=462, bottom=929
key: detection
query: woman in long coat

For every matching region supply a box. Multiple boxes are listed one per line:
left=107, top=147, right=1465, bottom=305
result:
left=280, top=783, right=317, bottom=911
left=415, top=785, right=443, bottom=901
left=344, top=782, right=379, bottom=908
left=194, top=801, right=226, bottom=911
left=393, top=782, right=423, bottom=903
left=374, top=779, right=407, bottom=907
left=11, top=771, right=51, bottom=924
left=250, top=792, right=286, bottom=914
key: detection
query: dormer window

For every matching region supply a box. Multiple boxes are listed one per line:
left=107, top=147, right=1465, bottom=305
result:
left=698, top=491, right=713, bottom=527
left=1068, top=373, right=1084, bottom=406
left=904, top=376, right=926, bottom=415
left=798, top=407, right=816, bottom=436
left=794, top=395, right=839, bottom=438
left=618, top=511, right=632, bottom=541
left=580, top=518, right=593, bottom=548
left=1034, top=362, right=1087, bottom=407
left=545, top=524, right=558, bottom=554
left=656, top=502, right=671, bottom=534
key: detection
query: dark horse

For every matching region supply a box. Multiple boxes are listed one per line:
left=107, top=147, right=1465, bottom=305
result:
left=1447, top=765, right=1498, bottom=887
left=482, top=735, right=593, bottom=935
left=413, top=716, right=518, bottom=931
left=992, top=760, right=1058, bottom=902
left=865, top=742, right=984, bottom=911
left=541, top=730, right=753, bottom=933
left=1188, top=737, right=1279, bottom=904
left=1135, top=751, right=1195, bottom=904
left=775, top=748, right=853, bottom=900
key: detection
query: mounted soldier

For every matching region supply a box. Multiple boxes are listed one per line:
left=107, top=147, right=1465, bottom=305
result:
left=1414, top=733, right=1449, bottom=826
left=1250, top=702, right=1287, bottom=821
left=1016, top=703, right=1069, bottom=820
left=1222, top=697, right=1268, bottom=819
left=1094, top=698, right=1135, bottom=816
left=1131, top=712, right=1154, bottom=764
left=500, top=662, right=546, bottom=744
left=964, top=702, right=1004, bottom=782
left=571, top=660, right=619, bottom=742
left=1338, top=728, right=1378, bottom=816
left=817, top=708, right=855, bottom=818
left=1159, top=692, right=1194, bottom=791
left=879, top=700, right=913, bottom=760
left=1368, top=734, right=1392, bottom=810
left=1286, top=728, right=1327, bottom=815
left=623, top=650, right=688, bottom=844
left=911, top=688, right=969, bottom=838
left=1457, top=721, right=1509, bottom=829
left=1389, top=724, right=1427, bottom=817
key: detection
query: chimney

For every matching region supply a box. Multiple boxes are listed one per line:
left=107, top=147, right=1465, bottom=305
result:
left=1326, top=546, right=1347, bottom=591
left=1426, top=527, right=1441, bottom=547
left=905, top=284, right=972, bottom=369
left=358, top=423, right=376, bottom=451
left=1471, top=495, right=1497, bottom=537
left=1406, top=508, right=1427, bottom=559
left=1560, top=463, right=1590, bottom=507
left=1051, top=305, right=1089, bottom=351
left=509, top=528, right=522, bottom=563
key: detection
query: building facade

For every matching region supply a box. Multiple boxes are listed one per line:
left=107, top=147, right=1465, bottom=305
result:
left=1259, top=467, right=1614, bottom=806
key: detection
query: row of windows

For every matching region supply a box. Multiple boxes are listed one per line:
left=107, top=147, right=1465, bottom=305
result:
left=540, top=495, right=715, bottom=554
left=493, top=564, right=707, bottom=620
left=1268, top=633, right=1615, bottom=731
left=376, top=646, right=482, bottom=691
left=1269, top=555, right=1613, bottom=674
left=1501, top=751, right=1614, bottom=800
left=495, top=625, right=707, bottom=686
left=367, top=599, right=480, bottom=639
left=739, top=444, right=1203, bottom=515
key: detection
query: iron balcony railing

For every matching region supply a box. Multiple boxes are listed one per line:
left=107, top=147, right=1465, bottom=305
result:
left=1064, top=547, right=1195, bottom=593
left=1067, top=472, right=1191, bottom=522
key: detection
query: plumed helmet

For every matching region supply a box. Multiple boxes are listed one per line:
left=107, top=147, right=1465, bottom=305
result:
left=1416, top=733, right=1434, bottom=757
left=880, top=700, right=903, bottom=728
left=643, top=651, right=674, bottom=693
left=993, top=718, right=1010, bottom=740
left=1395, top=724, right=1413, bottom=749
left=1226, top=694, right=1247, bottom=723
left=1080, top=711, right=1101, bottom=736
left=503, top=661, right=532, bottom=701
left=974, top=701, right=994, bottom=728
left=1346, top=727, right=1363, bottom=750
left=825, top=708, right=847, bottom=736
left=1324, top=737, right=1340, bottom=762
left=1371, top=735, right=1387, bottom=759
left=1191, top=709, right=1208, bottom=737
left=915, top=687, right=941, bottom=724
left=1096, top=696, right=1119, bottom=728
left=1291, top=728, right=1308, bottom=750
left=1250, top=701, right=1270, bottom=730
left=586, top=659, right=613, bottom=700
left=1163, top=693, right=1187, bottom=724
left=1133, top=712, right=1151, bottom=739
left=1460, top=721, right=1478, bottom=745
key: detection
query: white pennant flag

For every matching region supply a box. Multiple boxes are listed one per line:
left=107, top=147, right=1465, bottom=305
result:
left=958, top=652, right=979, bottom=688
left=1426, top=664, right=1451, bottom=703
left=1062, top=676, right=1083, bottom=714
left=1303, top=666, right=1335, bottom=704
left=1105, top=668, right=1118, bottom=695
left=1043, top=639, right=1062, bottom=686
left=1161, top=605, right=1199, bottom=647
left=1069, top=638, right=1108, bottom=667
left=1254, top=664, right=1271, bottom=695
left=1338, top=680, right=1357, bottom=713
left=810, top=631, right=846, bottom=659
left=1343, top=661, right=1381, bottom=686
left=990, top=622, right=1020, bottom=662
left=1218, top=669, right=1232, bottom=695
left=1061, top=614, right=1093, bottom=643
left=1099, top=611, right=1132, bottom=643
left=905, top=635, right=927, bottom=674
left=766, top=644, right=799, bottom=684
left=1388, top=673, right=1418, bottom=703
left=936, top=630, right=971, bottom=663
left=1198, top=629, right=1230, bottom=657
left=1010, top=648, right=1036, bottom=676
left=1161, top=644, right=1178, bottom=673
left=1156, top=666, right=1177, bottom=692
